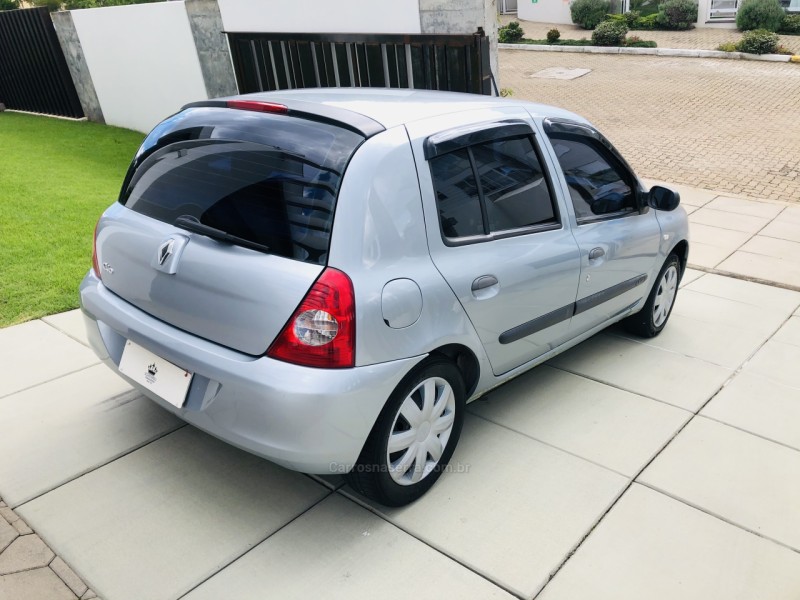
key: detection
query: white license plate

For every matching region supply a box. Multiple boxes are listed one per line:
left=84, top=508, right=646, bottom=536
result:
left=118, top=340, right=193, bottom=409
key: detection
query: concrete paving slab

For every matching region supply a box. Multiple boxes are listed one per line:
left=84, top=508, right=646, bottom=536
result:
left=41, top=310, right=90, bottom=347
left=0, top=320, right=98, bottom=399
left=740, top=235, right=800, bottom=264
left=0, top=364, right=183, bottom=507
left=537, top=484, right=800, bottom=600
left=717, top=251, right=800, bottom=289
left=772, top=316, right=800, bottom=347
left=616, top=311, right=773, bottom=369
left=689, top=223, right=753, bottom=255
left=705, top=196, right=785, bottom=219
left=761, top=219, right=800, bottom=243
left=689, top=208, right=769, bottom=234
left=685, top=273, right=800, bottom=312
left=671, top=289, right=788, bottom=336
left=468, top=365, right=689, bottom=476
left=548, top=333, right=733, bottom=412
left=0, top=567, right=77, bottom=600
left=640, top=417, right=800, bottom=550
left=347, top=415, right=627, bottom=599
left=703, top=372, right=800, bottom=451
left=184, top=494, right=513, bottom=600
left=744, top=339, right=800, bottom=389
left=679, top=268, right=704, bottom=287
left=17, top=427, right=329, bottom=600
left=686, top=241, right=733, bottom=268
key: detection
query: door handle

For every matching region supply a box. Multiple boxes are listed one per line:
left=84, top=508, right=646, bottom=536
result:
left=588, top=247, right=605, bottom=260
left=471, top=275, right=498, bottom=292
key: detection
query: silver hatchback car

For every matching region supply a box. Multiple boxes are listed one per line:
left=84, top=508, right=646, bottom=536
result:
left=81, top=89, right=688, bottom=506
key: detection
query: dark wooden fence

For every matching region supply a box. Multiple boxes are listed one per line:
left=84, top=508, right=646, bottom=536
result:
left=0, top=7, right=83, bottom=118
left=226, top=30, right=492, bottom=96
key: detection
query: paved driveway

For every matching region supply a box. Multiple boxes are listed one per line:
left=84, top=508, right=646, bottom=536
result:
left=500, top=50, right=800, bottom=203
left=1, top=189, right=800, bottom=600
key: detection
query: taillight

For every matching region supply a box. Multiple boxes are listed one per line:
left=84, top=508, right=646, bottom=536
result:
left=226, top=100, right=288, bottom=114
left=92, top=219, right=102, bottom=280
left=267, top=268, right=355, bottom=369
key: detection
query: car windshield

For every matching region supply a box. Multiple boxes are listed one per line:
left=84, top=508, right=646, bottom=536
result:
left=120, top=107, right=364, bottom=265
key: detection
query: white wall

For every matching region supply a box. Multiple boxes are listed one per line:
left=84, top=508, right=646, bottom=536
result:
left=218, top=0, right=422, bottom=33
left=71, top=2, right=208, bottom=133
left=518, top=0, right=573, bottom=25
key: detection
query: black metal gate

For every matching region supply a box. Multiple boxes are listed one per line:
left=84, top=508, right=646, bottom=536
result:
left=227, top=30, right=492, bottom=96
left=0, top=7, right=84, bottom=118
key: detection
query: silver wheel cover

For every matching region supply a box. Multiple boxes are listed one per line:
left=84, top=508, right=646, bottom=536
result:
left=653, top=264, right=679, bottom=328
left=386, top=376, right=456, bottom=486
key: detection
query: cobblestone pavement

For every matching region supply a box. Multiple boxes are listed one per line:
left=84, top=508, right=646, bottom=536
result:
left=500, top=50, right=800, bottom=202
left=0, top=497, right=97, bottom=600
left=499, top=17, right=800, bottom=53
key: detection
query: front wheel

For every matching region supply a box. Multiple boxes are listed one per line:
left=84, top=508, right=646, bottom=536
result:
left=623, top=253, right=681, bottom=338
left=345, top=358, right=465, bottom=507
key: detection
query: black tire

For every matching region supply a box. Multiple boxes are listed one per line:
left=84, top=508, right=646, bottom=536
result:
left=623, top=253, right=681, bottom=338
left=345, top=358, right=466, bottom=507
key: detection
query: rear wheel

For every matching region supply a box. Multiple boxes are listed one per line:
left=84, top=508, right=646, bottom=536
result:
left=346, top=358, right=465, bottom=507
left=623, top=253, right=681, bottom=338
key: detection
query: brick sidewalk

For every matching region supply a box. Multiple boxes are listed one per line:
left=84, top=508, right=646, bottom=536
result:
left=499, top=16, right=800, bottom=53
left=500, top=50, right=800, bottom=202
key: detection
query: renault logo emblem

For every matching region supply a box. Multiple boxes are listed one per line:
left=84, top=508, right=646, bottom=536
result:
left=158, top=239, right=175, bottom=266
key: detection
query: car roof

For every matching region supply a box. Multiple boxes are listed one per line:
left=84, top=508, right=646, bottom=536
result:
left=224, top=88, right=588, bottom=130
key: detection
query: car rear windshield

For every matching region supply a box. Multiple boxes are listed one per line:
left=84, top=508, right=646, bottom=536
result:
left=119, top=107, right=365, bottom=265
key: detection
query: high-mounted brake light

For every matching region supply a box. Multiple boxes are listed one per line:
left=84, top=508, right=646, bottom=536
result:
left=267, top=268, right=356, bottom=369
left=92, top=218, right=102, bottom=280
left=226, top=100, right=289, bottom=114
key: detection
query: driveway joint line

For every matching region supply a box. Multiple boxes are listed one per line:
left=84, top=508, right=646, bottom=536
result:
left=174, top=489, right=337, bottom=600
left=686, top=264, right=800, bottom=293
left=40, top=317, right=91, bottom=348
left=332, top=487, right=527, bottom=600
left=13, top=424, right=187, bottom=511
left=635, top=481, right=800, bottom=555
left=0, top=362, right=102, bottom=402
left=695, top=413, right=800, bottom=454
left=467, top=408, right=650, bottom=479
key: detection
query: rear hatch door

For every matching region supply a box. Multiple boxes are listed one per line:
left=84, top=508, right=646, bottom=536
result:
left=96, top=105, right=365, bottom=355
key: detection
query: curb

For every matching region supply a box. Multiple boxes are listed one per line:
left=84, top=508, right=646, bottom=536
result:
left=498, top=42, right=795, bottom=62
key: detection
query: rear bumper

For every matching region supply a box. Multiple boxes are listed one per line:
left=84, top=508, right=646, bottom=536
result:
left=79, top=272, right=423, bottom=474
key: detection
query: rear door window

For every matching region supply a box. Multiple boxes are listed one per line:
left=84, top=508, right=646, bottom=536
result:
left=120, top=108, right=364, bottom=265
left=429, top=133, right=558, bottom=243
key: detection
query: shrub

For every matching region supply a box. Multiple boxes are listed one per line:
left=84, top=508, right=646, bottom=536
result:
left=716, top=41, right=738, bottom=51
left=498, top=20, right=525, bottom=42
left=736, top=0, right=786, bottom=31
left=624, top=10, right=641, bottom=26
left=779, top=14, right=800, bottom=34
left=637, top=13, right=659, bottom=28
left=547, top=28, right=562, bottom=43
left=0, top=0, right=19, bottom=9
left=592, top=20, right=628, bottom=45
left=656, top=0, right=698, bottom=29
left=571, top=0, right=612, bottom=29
left=736, top=28, right=780, bottom=53
left=500, top=88, right=514, bottom=97
left=774, top=44, right=794, bottom=54
left=625, top=35, right=658, bottom=46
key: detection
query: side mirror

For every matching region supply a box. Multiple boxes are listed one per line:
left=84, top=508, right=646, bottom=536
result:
left=648, top=186, right=680, bottom=211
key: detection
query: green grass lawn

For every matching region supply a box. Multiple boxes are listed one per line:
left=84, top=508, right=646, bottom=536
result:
left=0, top=112, right=144, bottom=327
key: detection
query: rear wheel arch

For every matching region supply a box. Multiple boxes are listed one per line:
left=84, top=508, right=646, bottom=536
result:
left=428, top=343, right=480, bottom=398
